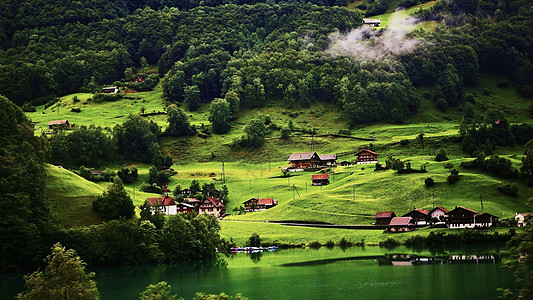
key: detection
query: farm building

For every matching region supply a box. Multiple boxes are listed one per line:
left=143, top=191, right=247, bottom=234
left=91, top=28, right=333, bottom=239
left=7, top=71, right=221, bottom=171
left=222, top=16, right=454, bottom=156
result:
left=355, top=150, right=378, bottom=164
left=319, top=154, right=337, bottom=166
left=311, top=174, right=329, bottom=186
left=402, top=209, right=430, bottom=225
left=146, top=195, right=178, bottom=216
left=288, top=152, right=322, bottom=169
left=243, top=197, right=278, bottom=212
left=363, top=18, right=381, bottom=26
left=47, top=119, right=71, bottom=130
left=515, top=212, right=532, bottom=227
left=176, top=202, right=194, bottom=214
left=475, top=212, right=499, bottom=228
left=102, top=86, right=119, bottom=94
left=428, top=206, right=449, bottom=220
left=199, top=196, right=225, bottom=218
left=388, top=217, right=415, bottom=232
left=375, top=211, right=396, bottom=225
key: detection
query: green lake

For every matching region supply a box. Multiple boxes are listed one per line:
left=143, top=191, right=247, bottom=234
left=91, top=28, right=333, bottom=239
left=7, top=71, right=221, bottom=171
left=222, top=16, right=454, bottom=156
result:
left=1, top=246, right=513, bottom=299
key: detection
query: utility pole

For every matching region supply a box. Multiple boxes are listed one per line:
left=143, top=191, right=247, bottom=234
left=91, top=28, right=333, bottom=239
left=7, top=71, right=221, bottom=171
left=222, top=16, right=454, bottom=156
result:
left=480, top=194, right=484, bottom=211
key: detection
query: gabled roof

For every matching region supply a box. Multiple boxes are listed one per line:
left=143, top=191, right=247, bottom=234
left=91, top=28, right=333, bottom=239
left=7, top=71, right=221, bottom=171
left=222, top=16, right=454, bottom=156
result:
left=319, top=154, right=337, bottom=161
left=243, top=198, right=277, bottom=205
left=47, top=120, right=69, bottom=126
left=146, top=196, right=176, bottom=207
left=203, top=196, right=224, bottom=208
left=403, top=208, right=429, bottom=216
left=429, top=206, right=449, bottom=214
left=375, top=211, right=395, bottom=219
left=177, top=202, right=194, bottom=208
left=477, top=212, right=498, bottom=218
left=311, top=174, right=329, bottom=180
left=186, top=198, right=201, bottom=203
left=451, top=206, right=478, bottom=214
left=389, top=217, right=413, bottom=226
left=356, top=149, right=378, bottom=155
left=288, top=152, right=318, bottom=161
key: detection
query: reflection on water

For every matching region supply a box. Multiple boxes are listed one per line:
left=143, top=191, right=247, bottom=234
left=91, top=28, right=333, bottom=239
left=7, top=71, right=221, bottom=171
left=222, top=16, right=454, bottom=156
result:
left=380, top=254, right=503, bottom=266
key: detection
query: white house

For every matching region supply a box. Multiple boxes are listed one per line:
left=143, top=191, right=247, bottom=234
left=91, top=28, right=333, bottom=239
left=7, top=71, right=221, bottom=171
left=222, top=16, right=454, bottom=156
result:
left=515, top=213, right=532, bottom=227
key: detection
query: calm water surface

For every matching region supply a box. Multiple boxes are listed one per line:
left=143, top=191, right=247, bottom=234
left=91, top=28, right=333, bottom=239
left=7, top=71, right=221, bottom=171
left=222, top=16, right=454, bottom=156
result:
left=1, top=246, right=512, bottom=299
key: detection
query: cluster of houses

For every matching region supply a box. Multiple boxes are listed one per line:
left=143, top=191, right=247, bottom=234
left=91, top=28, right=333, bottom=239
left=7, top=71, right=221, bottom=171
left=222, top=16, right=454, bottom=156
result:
left=375, top=206, right=499, bottom=232
left=286, top=150, right=379, bottom=171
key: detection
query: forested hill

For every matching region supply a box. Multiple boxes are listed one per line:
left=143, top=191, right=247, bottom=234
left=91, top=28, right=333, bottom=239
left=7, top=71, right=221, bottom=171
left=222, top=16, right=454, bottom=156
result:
left=0, top=0, right=532, bottom=126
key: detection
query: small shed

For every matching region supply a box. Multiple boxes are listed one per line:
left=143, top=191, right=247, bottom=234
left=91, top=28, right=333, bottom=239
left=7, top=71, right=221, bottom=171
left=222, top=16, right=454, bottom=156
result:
left=363, top=18, right=381, bottom=27
left=47, top=120, right=71, bottom=130
left=102, top=86, right=119, bottom=94
left=388, top=217, right=415, bottom=232
left=375, top=211, right=396, bottom=225
left=311, top=174, right=329, bottom=186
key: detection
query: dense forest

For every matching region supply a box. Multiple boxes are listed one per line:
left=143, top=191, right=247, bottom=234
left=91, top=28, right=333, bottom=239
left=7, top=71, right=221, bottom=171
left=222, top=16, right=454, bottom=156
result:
left=1, top=0, right=533, bottom=274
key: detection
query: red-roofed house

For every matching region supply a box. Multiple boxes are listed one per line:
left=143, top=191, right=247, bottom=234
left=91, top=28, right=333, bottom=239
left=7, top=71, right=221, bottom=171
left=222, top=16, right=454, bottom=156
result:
left=429, top=206, right=449, bottom=221
left=311, top=174, right=329, bottom=186
left=47, top=120, right=71, bottom=130
left=288, top=152, right=321, bottom=169
left=388, top=217, right=415, bottom=232
left=146, top=195, right=177, bottom=215
left=402, top=209, right=430, bottom=225
left=243, top=198, right=278, bottom=212
left=375, top=211, right=396, bottom=225
left=199, top=196, right=225, bottom=218
left=355, top=150, right=378, bottom=164
left=447, top=206, right=478, bottom=229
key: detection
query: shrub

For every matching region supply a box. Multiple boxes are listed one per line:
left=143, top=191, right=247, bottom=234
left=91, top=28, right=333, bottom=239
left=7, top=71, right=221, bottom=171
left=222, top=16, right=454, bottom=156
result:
left=22, top=102, right=36, bottom=112
left=308, top=241, right=322, bottom=248
left=280, top=127, right=291, bottom=139
left=497, top=81, right=509, bottom=88
left=435, top=149, right=448, bottom=161
left=425, top=177, right=434, bottom=187
left=464, top=93, right=476, bottom=103
left=379, top=237, right=400, bottom=248
left=497, top=183, right=518, bottom=197
left=71, top=108, right=81, bottom=113
left=245, top=233, right=261, bottom=247
left=444, top=162, right=454, bottom=169
left=72, top=95, right=80, bottom=102
left=436, top=98, right=447, bottom=112
left=447, top=173, right=459, bottom=184
left=483, top=88, right=491, bottom=96
left=400, top=139, right=410, bottom=146
left=337, top=129, right=351, bottom=135
left=93, top=93, right=122, bottom=102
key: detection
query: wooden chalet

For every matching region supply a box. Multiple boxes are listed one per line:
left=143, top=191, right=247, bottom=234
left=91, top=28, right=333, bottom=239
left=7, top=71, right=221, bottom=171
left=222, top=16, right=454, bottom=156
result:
left=47, top=119, right=71, bottom=130
left=243, top=197, right=278, bottom=212
left=388, top=217, right=415, bottom=232
left=355, top=149, right=378, bottom=164
left=363, top=18, right=381, bottom=27
left=475, top=212, right=498, bottom=228
left=146, top=195, right=177, bottom=215
left=319, top=154, right=337, bottom=166
left=199, top=196, right=225, bottom=218
left=102, top=86, right=119, bottom=94
left=288, top=152, right=321, bottom=169
left=375, top=211, right=396, bottom=225
left=402, top=209, right=430, bottom=225
left=428, top=206, right=449, bottom=221
left=176, top=202, right=194, bottom=214
left=311, top=174, right=329, bottom=186
left=446, top=206, right=478, bottom=229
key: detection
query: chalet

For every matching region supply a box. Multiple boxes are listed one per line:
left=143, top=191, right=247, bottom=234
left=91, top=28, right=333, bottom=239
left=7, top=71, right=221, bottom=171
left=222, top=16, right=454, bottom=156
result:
left=243, top=197, right=278, bottom=212
left=355, top=150, right=378, bottom=164
left=47, top=120, right=71, bottom=130
left=475, top=212, right=498, bottom=228
left=375, top=211, right=396, bottom=225
left=402, top=209, right=430, bottom=225
left=176, top=202, right=194, bottom=214
left=146, top=195, right=177, bottom=216
left=388, top=217, right=415, bottom=232
left=515, top=213, right=532, bottom=227
left=186, top=197, right=201, bottom=205
left=180, top=189, right=194, bottom=196
left=288, top=152, right=321, bottom=169
left=311, top=174, right=329, bottom=186
left=446, top=206, right=478, bottom=229
left=102, top=86, right=119, bottom=94
left=199, top=196, right=225, bottom=218
left=363, top=18, right=381, bottom=27
left=319, top=154, right=337, bottom=166
left=428, top=206, right=449, bottom=221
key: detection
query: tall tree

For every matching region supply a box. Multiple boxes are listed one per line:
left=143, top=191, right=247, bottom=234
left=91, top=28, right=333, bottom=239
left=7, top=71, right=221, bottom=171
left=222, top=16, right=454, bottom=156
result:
left=165, top=104, right=195, bottom=137
left=208, top=99, right=231, bottom=134
left=92, top=176, right=134, bottom=220
left=17, top=243, right=99, bottom=300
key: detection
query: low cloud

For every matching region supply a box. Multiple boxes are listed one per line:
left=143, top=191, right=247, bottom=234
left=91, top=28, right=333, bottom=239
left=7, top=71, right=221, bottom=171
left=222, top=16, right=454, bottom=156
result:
left=326, top=12, right=421, bottom=61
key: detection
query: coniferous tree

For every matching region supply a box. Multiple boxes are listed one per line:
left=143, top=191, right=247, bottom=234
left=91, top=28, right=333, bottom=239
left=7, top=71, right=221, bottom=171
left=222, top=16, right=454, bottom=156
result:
left=92, top=176, right=134, bottom=220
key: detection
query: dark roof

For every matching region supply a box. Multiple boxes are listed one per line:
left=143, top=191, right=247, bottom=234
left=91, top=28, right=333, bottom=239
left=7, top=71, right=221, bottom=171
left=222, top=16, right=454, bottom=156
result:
left=146, top=196, right=176, bottom=206
left=356, top=149, right=379, bottom=155
left=452, top=206, right=478, bottom=214
left=47, top=120, right=69, bottom=126
left=389, top=217, right=413, bottom=226
left=311, top=174, right=329, bottom=180
left=243, top=198, right=277, bottom=205
left=375, top=211, right=395, bottom=219
left=477, top=212, right=498, bottom=218
left=288, top=152, right=318, bottom=161
left=319, top=154, right=337, bottom=161
left=429, top=206, right=449, bottom=214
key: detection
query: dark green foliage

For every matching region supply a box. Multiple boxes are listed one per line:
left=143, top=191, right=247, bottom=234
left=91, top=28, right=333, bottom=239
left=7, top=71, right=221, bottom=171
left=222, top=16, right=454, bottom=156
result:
left=123, top=74, right=159, bottom=92
left=165, top=104, right=195, bottom=137
left=232, top=119, right=267, bottom=149
left=459, top=108, right=514, bottom=155
left=77, top=166, right=115, bottom=182
left=461, top=154, right=518, bottom=179
left=113, top=114, right=162, bottom=163
left=139, top=201, right=165, bottom=229
left=141, top=183, right=162, bottom=194
left=447, top=173, right=459, bottom=184
left=497, top=183, right=519, bottom=197
left=22, top=102, right=36, bottom=112
left=209, top=99, right=231, bottom=134
left=379, top=237, right=400, bottom=248
left=245, top=233, right=262, bottom=247
left=425, top=177, right=434, bottom=187
left=0, top=95, right=53, bottom=273
left=435, top=149, right=448, bottom=162
left=49, top=125, right=117, bottom=168
left=500, top=224, right=533, bottom=299
left=147, top=166, right=170, bottom=187
left=140, top=281, right=177, bottom=300
left=92, top=176, right=134, bottom=220
left=280, top=127, right=291, bottom=139
left=365, top=0, right=388, bottom=16
left=184, top=85, right=201, bottom=111
left=93, top=93, right=123, bottom=102
left=116, top=166, right=138, bottom=184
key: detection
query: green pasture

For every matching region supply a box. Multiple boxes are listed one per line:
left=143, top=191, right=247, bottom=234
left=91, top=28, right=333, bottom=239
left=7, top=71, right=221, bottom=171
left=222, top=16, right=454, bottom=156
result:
left=374, top=1, right=440, bottom=31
